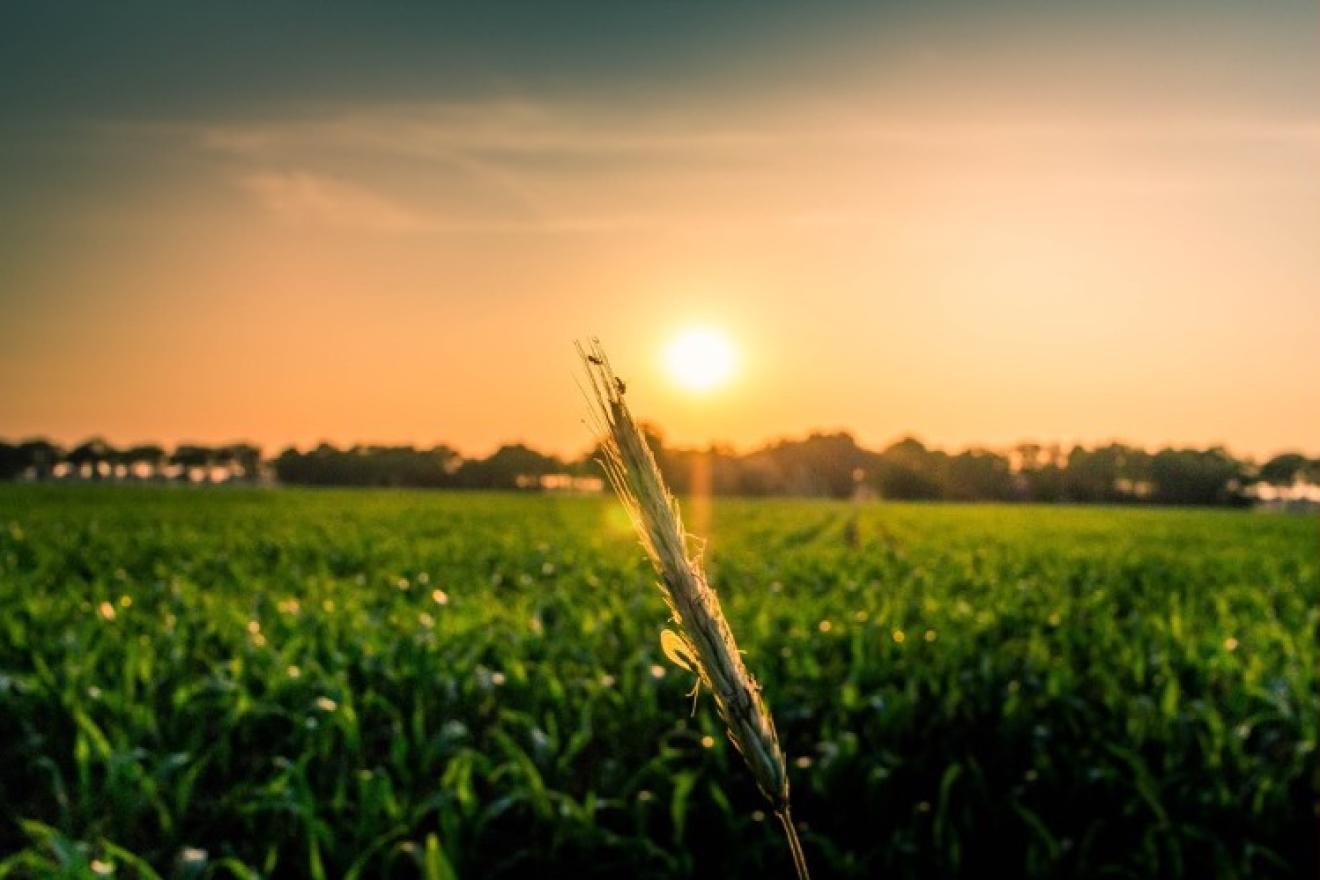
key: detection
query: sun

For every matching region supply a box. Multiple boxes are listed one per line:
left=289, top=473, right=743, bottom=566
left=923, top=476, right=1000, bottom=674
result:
left=664, top=326, right=737, bottom=392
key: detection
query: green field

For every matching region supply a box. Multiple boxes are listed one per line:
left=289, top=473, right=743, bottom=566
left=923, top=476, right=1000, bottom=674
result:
left=0, top=486, right=1315, bottom=878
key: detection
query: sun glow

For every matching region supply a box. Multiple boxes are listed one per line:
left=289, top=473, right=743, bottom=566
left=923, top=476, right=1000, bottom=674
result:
left=664, top=327, right=737, bottom=393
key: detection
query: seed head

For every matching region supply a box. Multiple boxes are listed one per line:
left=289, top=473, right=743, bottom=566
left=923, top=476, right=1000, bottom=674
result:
left=577, top=338, right=789, bottom=810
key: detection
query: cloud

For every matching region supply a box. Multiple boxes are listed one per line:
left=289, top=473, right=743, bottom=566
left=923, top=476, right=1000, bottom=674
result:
left=212, top=101, right=1320, bottom=235
left=197, top=101, right=1320, bottom=164
left=239, top=170, right=428, bottom=232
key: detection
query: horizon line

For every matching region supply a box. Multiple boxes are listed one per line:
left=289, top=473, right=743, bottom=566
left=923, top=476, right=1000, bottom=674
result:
left=4, top=428, right=1315, bottom=464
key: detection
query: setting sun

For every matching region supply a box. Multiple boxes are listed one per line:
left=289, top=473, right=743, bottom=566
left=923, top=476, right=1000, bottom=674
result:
left=663, top=327, right=737, bottom=393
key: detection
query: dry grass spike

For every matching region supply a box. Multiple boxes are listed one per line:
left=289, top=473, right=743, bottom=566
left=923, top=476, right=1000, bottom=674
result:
left=576, top=337, right=811, bottom=880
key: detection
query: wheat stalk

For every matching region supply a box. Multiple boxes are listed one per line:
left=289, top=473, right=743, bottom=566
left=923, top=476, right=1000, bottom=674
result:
left=577, top=338, right=811, bottom=880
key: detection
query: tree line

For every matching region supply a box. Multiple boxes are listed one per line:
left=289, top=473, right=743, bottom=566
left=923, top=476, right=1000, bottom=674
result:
left=0, top=438, right=262, bottom=483
left=1, top=432, right=1316, bottom=506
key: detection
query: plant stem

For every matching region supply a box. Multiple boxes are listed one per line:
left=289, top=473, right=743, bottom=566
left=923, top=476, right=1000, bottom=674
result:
left=776, top=808, right=812, bottom=880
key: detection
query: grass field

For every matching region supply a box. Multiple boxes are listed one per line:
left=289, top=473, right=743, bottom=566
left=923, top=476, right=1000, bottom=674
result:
left=0, top=486, right=1315, bottom=878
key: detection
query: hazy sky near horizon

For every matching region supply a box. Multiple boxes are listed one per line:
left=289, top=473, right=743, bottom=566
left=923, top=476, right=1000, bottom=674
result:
left=2, top=2, right=1317, bottom=459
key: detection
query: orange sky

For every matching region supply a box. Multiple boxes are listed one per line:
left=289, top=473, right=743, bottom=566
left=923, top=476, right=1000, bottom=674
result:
left=2, top=5, right=1316, bottom=459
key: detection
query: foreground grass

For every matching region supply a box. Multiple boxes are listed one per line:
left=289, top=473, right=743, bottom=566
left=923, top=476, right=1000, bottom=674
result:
left=0, top=486, right=1315, bottom=878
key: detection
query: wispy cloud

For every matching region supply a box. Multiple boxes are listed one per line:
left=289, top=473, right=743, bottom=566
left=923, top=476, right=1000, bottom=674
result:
left=238, top=170, right=428, bottom=232
left=196, top=101, right=1320, bottom=162
left=202, top=101, right=1320, bottom=235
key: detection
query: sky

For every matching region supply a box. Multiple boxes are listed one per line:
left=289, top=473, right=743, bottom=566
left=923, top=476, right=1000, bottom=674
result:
left=2, top=2, right=1317, bottom=460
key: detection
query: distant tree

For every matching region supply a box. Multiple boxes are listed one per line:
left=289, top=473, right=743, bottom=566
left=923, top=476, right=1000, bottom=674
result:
left=763, top=432, right=870, bottom=498
left=1150, top=447, right=1246, bottom=506
left=946, top=449, right=1014, bottom=501
left=272, top=443, right=462, bottom=488
left=1013, top=442, right=1066, bottom=501
left=0, top=443, right=24, bottom=481
left=1062, top=445, right=1111, bottom=502
left=1258, top=452, right=1311, bottom=487
left=874, top=437, right=944, bottom=500
left=67, top=437, right=114, bottom=480
left=730, top=448, right=788, bottom=496
left=17, top=440, right=63, bottom=480
left=3, top=427, right=1281, bottom=507
left=455, top=444, right=562, bottom=490
left=272, top=447, right=311, bottom=484
left=171, top=445, right=213, bottom=482
left=125, top=445, right=167, bottom=479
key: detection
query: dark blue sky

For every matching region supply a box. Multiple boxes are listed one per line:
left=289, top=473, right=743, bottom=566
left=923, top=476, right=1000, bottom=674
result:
left=5, top=2, right=1314, bottom=121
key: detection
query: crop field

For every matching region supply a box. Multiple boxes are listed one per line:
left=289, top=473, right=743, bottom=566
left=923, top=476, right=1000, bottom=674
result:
left=0, top=485, right=1315, bottom=878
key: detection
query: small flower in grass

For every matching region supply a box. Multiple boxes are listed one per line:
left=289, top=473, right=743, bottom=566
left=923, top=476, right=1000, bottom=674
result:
left=118, top=595, right=132, bottom=608
left=286, top=665, right=301, bottom=679
left=599, top=673, right=616, bottom=688
left=179, top=847, right=207, bottom=867
left=315, top=696, right=338, bottom=712
left=701, top=735, right=716, bottom=749
left=818, top=619, right=832, bottom=633
left=649, top=664, right=666, bottom=680
left=892, top=629, right=905, bottom=644
left=431, top=589, right=449, bottom=606
left=417, top=612, right=434, bottom=628
left=97, top=601, right=116, bottom=621
left=637, top=789, right=654, bottom=803
left=924, top=628, right=937, bottom=643
left=1224, top=636, right=1239, bottom=652
left=90, top=859, right=114, bottom=876
left=794, top=756, right=813, bottom=769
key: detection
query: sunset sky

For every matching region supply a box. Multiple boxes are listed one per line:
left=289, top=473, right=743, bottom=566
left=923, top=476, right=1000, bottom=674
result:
left=2, top=3, right=1316, bottom=460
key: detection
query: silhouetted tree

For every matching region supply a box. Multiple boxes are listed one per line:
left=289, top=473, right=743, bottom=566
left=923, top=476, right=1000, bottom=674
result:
left=1259, top=452, right=1312, bottom=487
left=228, top=444, right=263, bottom=481
left=124, top=444, right=167, bottom=479
left=0, top=443, right=24, bottom=481
left=873, top=437, right=945, bottom=500
left=1013, top=442, right=1066, bottom=501
left=455, top=444, right=561, bottom=490
left=0, top=431, right=1293, bottom=507
left=18, top=440, right=62, bottom=480
left=272, top=443, right=460, bottom=487
left=67, top=438, right=114, bottom=480
left=1149, top=447, right=1246, bottom=506
left=947, top=449, right=1014, bottom=501
left=171, top=445, right=213, bottom=482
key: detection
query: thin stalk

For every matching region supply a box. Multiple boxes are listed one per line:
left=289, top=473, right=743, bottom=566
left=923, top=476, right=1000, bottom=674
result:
left=777, top=808, right=811, bottom=880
